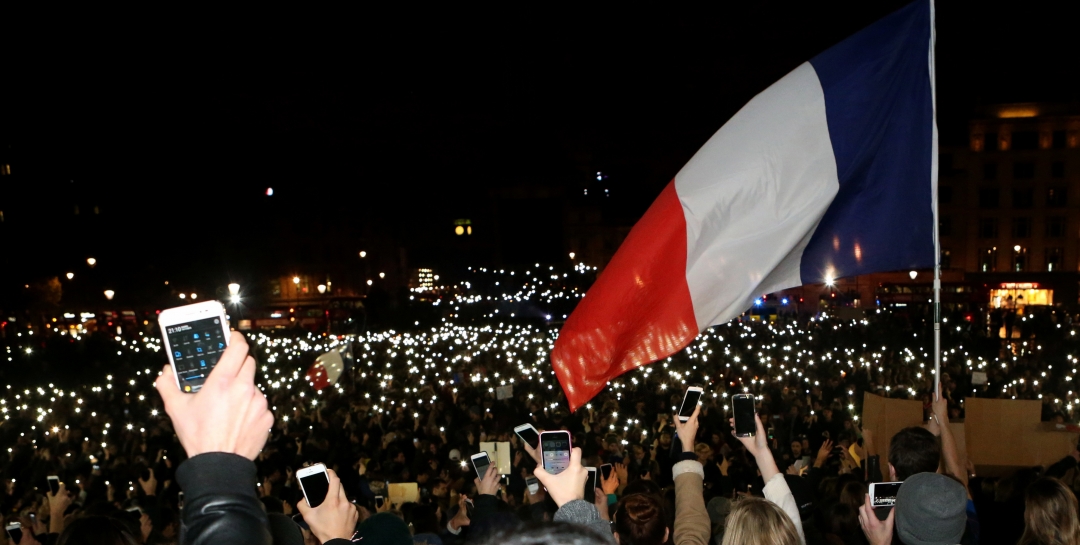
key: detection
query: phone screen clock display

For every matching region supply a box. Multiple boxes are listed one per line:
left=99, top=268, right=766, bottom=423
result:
left=166, top=318, right=227, bottom=392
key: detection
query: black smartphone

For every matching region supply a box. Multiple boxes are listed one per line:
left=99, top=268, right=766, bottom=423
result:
left=375, top=495, right=385, bottom=509
left=48, top=475, right=61, bottom=495
left=584, top=467, right=597, bottom=503
left=733, top=394, right=756, bottom=437
left=678, top=387, right=704, bottom=422
left=514, top=424, right=541, bottom=450
left=600, top=463, right=613, bottom=481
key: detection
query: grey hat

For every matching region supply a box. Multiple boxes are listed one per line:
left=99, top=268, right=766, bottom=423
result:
left=895, top=473, right=967, bottom=545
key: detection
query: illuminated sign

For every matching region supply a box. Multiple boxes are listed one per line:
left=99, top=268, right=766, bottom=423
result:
left=999, top=282, right=1038, bottom=289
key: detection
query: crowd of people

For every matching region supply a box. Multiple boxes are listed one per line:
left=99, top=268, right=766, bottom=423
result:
left=2, top=300, right=1080, bottom=544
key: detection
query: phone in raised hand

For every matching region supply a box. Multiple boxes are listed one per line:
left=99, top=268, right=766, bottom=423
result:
left=732, top=393, right=756, bottom=437
left=48, top=475, right=61, bottom=495
left=600, top=463, right=613, bottom=481
left=514, top=423, right=541, bottom=449
left=540, top=431, right=572, bottom=475
left=159, top=301, right=231, bottom=393
left=297, top=463, right=330, bottom=508
left=5, top=522, right=22, bottom=543
left=375, top=495, right=385, bottom=509
left=678, top=386, right=704, bottom=422
left=470, top=452, right=492, bottom=480
left=584, top=467, right=598, bottom=503
left=526, top=476, right=540, bottom=495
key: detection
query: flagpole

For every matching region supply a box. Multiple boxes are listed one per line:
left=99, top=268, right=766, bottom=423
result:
left=929, top=0, right=941, bottom=397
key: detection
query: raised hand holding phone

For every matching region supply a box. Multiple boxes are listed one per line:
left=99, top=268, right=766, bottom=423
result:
left=295, top=468, right=358, bottom=543
left=730, top=413, right=781, bottom=483
left=673, top=402, right=701, bottom=453
left=474, top=464, right=500, bottom=497
left=533, top=447, right=588, bottom=507
left=155, top=331, right=274, bottom=460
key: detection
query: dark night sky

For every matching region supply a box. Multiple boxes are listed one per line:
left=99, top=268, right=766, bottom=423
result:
left=1, top=3, right=1076, bottom=301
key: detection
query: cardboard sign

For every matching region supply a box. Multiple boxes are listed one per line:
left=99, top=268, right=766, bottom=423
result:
left=388, top=482, right=419, bottom=505
left=479, top=441, right=513, bottom=474
left=496, top=385, right=514, bottom=400
left=971, top=371, right=988, bottom=385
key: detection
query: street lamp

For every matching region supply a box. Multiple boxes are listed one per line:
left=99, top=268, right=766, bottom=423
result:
left=87, top=257, right=97, bottom=267
left=317, top=284, right=327, bottom=294
left=293, top=276, right=300, bottom=285
left=909, top=271, right=918, bottom=280
left=104, top=290, right=115, bottom=301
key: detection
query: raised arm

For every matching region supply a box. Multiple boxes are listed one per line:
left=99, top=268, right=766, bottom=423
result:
left=733, top=414, right=806, bottom=545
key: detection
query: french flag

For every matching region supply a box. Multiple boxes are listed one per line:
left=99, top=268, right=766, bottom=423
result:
left=552, top=0, right=938, bottom=411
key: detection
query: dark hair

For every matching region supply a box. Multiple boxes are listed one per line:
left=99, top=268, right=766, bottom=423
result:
left=888, top=427, right=940, bottom=481
left=56, top=516, right=142, bottom=545
left=614, top=493, right=668, bottom=545
left=406, top=504, right=441, bottom=535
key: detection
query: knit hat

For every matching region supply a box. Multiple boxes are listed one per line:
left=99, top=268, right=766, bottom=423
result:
left=357, top=513, right=412, bottom=545
left=894, top=473, right=967, bottom=545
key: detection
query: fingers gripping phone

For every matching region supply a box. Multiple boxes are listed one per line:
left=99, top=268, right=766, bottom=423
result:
left=540, top=431, right=572, bottom=475
left=471, top=452, right=492, bottom=480
left=514, top=424, right=541, bottom=449
left=48, top=475, right=61, bottom=495
left=732, top=394, right=756, bottom=437
left=297, top=464, right=330, bottom=508
left=584, top=467, right=598, bottom=503
left=678, top=387, right=704, bottom=422
left=159, top=301, right=231, bottom=393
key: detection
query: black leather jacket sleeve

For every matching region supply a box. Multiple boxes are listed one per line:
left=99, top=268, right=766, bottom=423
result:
left=176, top=452, right=272, bottom=545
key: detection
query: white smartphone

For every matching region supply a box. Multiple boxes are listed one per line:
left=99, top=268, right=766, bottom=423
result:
left=297, top=464, right=330, bottom=508
left=48, top=475, right=60, bottom=495
left=6, top=522, right=22, bottom=544
left=159, top=301, right=231, bottom=393
left=470, top=451, right=492, bottom=480
left=584, top=467, right=598, bottom=503
left=540, top=431, right=572, bottom=475
left=526, top=476, right=539, bottom=495
left=869, top=482, right=903, bottom=508
left=514, top=423, right=541, bottom=449
left=678, top=386, right=704, bottom=422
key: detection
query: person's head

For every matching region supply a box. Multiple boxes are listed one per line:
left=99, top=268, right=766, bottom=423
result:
left=694, top=443, right=713, bottom=464
left=894, top=473, right=967, bottom=545
left=888, top=427, right=940, bottom=481
left=56, top=516, right=142, bottom=545
left=721, top=496, right=800, bottom=545
left=790, top=441, right=803, bottom=458
left=613, top=493, right=669, bottom=545
left=658, top=431, right=672, bottom=447
left=632, top=444, right=646, bottom=460
left=1019, top=477, right=1080, bottom=545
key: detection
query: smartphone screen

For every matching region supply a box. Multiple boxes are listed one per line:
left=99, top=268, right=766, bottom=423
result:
left=526, top=476, right=538, bottom=491
left=516, top=425, right=540, bottom=449
left=540, top=432, right=571, bottom=475
left=299, top=470, right=330, bottom=508
left=6, top=523, right=22, bottom=544
left=584, top=468, right=597, bottom=503
left=375, top=496, right=385, bottom=508
left=679, top=388, right=703, bottom=420
left=471, top=453, right=491, bottom=480
left=48, top=476, right=60, bottom=495
left=164, top=317, right=227, bottom=393
left=600, top=464, right=613, bottom=481
left=871, top=482, right=903, bottom=507
left=733, top=394, right=756, bottom=437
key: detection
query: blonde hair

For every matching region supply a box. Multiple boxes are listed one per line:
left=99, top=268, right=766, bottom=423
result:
left=721, top=497, right=800, bottom=545
left=1019, top=477, right=1080, bottom=545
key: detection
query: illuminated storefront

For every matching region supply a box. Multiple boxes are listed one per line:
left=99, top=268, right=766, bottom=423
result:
left=989, top=282, right=1053, bottom=309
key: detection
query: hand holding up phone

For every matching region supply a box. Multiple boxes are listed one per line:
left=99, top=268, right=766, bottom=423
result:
left=474, top=465, right=500, bottom=496
left=295, top=469, right=358, bottom=543
left=533, top=447, right=588, bottom=507
left=155, top=331, right=275, bottom=460
left=729, top=413, right=768, bottom=458
left=673, top=403, right=701, bottom=453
